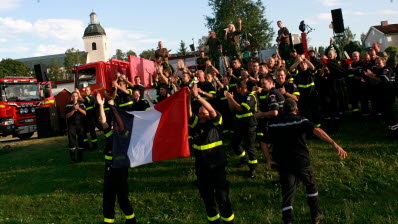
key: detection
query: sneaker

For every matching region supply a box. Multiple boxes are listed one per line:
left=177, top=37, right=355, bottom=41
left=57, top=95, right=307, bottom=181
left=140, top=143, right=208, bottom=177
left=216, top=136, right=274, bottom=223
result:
left=312, top=211, right=324, bottom=224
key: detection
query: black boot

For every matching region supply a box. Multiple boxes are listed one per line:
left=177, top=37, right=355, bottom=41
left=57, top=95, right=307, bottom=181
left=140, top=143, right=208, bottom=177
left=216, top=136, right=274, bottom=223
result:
left=125, top=217, right=137, bottom=224
left=76, top=148, right=83, bottom=162
left=209, top=219, right=220, bottom=224
left=308, top=196, right=323, bottom=224
left=312, top=210, right=324, bottom=224
left=69, top=148, right=76, bottom=164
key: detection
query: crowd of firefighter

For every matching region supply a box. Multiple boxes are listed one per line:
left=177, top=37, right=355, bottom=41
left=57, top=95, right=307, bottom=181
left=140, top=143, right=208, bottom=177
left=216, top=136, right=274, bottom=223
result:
left=64, top=19, right=396, bottom=224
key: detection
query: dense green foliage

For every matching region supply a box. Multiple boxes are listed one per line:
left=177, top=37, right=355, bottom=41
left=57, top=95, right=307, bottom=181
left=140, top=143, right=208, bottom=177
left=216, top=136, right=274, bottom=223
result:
left=139, top=49, right=156, bottom=60
left=206, top=0, right=274, bottom=50
left=0, top=58, right=31, bottom=78
left=0, top=117, right=397, bottom=223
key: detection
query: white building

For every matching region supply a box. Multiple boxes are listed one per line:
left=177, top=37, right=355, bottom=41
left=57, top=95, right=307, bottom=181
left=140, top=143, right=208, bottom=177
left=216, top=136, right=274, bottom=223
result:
left=364, top=20, right=398, bottom=51
left=83, top=12, right=109, bottom=63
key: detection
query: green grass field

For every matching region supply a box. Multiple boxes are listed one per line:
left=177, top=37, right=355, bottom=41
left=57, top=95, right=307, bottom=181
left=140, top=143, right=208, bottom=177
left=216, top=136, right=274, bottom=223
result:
left=0, top=117, right=397, bottom=224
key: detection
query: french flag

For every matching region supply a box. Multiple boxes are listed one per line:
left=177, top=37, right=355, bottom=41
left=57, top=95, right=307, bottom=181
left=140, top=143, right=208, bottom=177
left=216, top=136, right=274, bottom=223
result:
left=112, top=88, right=190, bottom=168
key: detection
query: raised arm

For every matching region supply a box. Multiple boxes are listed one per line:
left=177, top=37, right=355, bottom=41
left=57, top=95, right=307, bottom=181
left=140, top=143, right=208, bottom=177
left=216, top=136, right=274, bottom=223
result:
left=96, top=94, right=109, bottom=129
left=192, top=84, right=217, bottom=118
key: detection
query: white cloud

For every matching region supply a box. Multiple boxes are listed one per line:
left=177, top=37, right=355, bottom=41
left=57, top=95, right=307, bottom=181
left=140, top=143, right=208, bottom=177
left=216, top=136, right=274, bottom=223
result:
left=305, top=13, right=332, bottom=25
left=34, top=19, right=84, bottom=42
left=107, top=28, right=167, bottom=55
left=33, top=45, right=71, bottom=56
left=379, top=10, right=398, bottom=15
left=0, top=0, right=21, bottom=11
left=316, top=0, right=342, bottom=7
left=0, top=17, right=33, bottom=34
left=0, top=38, right=7, bottom=43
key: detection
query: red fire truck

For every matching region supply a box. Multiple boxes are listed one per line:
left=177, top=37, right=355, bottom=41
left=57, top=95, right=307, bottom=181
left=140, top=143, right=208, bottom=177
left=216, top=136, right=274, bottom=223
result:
left=73, top=56, right=155, bottom=95
left=0, top=76, right=54, bottom=139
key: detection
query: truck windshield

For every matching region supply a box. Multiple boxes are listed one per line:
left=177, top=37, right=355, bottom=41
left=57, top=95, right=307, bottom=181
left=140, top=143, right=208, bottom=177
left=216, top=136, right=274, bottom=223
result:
left=77, top=67, right=96, bottom=89
left=0, top=83, right=40, bottom=102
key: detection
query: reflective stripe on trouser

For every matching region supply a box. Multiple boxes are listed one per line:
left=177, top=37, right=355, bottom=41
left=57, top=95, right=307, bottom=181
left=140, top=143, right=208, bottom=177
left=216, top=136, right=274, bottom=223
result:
left=104, top=218, right=114, bottom=223
left=231, top=125, right=257, bottom=167
left=125, top=213, right=135, bottom=219
left=279, top=166, right=319, bottom=223
left=103, top=167, right=134, bottom=221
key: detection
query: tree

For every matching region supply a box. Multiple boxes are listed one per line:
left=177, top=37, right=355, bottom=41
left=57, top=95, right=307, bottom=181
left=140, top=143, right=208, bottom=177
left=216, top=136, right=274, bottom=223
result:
left=177, top=40, right=189, bottom=56
left=385, top=46, right=398, bottom=54
left=197, top=35, right=209, bottom=52
left=47, top=61, right=64, bottom=81
left=334, top=26, right=356, bottom=48
left=112, top=49, right=137, bottom=60
left=343, top=41, right=362, bottom=56
left=112, top=49, right=126, bottom=60
left=206, top=0, right=274, bottom=50
left=139, top=49, right=156, bottom=60
left=0, top=58, right=31, bottom=78
left=126, top=50, right=137, bottom=58
left=64, top=48, right=85, bottom=79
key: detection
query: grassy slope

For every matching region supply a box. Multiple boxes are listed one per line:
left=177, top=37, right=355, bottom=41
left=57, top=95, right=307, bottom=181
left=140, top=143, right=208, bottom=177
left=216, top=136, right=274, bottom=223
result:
left=0, top=118, right=397, bottom=224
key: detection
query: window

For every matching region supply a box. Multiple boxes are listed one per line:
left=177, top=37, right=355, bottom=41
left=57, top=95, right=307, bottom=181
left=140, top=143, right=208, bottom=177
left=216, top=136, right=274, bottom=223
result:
left=92, top=42, right=97, bottom=50
left=77, top=67, right=96, bottom=89
left=387, top=36, right=392, bottom=42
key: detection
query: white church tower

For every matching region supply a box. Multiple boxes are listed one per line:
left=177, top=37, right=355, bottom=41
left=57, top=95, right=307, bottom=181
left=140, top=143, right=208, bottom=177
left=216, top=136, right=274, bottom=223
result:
left=83, top=11, right=109, bottom=63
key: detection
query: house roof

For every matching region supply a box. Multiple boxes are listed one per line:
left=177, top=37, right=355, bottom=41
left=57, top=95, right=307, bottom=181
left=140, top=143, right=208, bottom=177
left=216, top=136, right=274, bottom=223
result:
left=372, top=24, right=398, bottom=35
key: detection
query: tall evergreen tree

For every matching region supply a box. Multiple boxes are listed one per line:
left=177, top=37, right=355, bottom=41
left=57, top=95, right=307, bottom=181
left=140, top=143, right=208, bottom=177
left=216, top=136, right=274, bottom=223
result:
left=177, top=40, right=189, bottom=56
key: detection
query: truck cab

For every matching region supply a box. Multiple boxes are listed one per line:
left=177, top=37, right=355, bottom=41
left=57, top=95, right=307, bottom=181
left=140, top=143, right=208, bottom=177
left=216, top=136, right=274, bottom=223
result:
left=0, top=77, right=54, bottom=139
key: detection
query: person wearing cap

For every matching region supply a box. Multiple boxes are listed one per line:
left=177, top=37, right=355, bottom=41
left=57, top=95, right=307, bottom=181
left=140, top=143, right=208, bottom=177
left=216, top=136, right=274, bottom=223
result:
left=188, top=84, right=235, bottom=224
left=261, top=98, right=347, bottom=224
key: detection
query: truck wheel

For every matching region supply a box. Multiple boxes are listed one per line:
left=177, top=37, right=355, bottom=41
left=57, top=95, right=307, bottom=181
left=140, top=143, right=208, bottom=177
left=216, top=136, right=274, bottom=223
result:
left=16, top=132, right=34, bottom=140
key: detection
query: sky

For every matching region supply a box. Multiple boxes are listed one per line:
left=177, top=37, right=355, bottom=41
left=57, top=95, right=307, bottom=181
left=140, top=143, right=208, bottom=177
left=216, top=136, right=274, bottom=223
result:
left=0, top=0, right=397, bottom=60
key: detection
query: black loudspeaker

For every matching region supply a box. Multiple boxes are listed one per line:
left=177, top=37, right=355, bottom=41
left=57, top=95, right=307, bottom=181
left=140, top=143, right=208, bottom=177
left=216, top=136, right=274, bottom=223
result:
left=331, top=8, right=344, bottom=33
left=34, top=64, right=48, bottom=82
left=36, top=105, right=59, bottom=138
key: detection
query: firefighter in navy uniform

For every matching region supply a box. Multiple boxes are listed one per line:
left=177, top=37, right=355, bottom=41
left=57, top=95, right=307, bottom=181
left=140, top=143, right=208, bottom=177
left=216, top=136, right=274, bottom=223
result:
left=97, top=94, right=137, bottom=224
left=364, top=57, right=398, bottom=137
left=113, top=79, right=134, bottom=112
left=290, top=55, right=321, bottom=126
left=255, top=76, right=285, bottom=138
left=65, top=92, right=87, bottom=163
left=76, top=86, right=98, bottom=149
left=261, top=99, right=347, bottom=224
left=275, top=68, right=300, bottom=102
left=188, top=85, right=235, bottom=224
left=131, top=89, right=150, bottom=111
left=225, top=80, right=258, bottom=178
